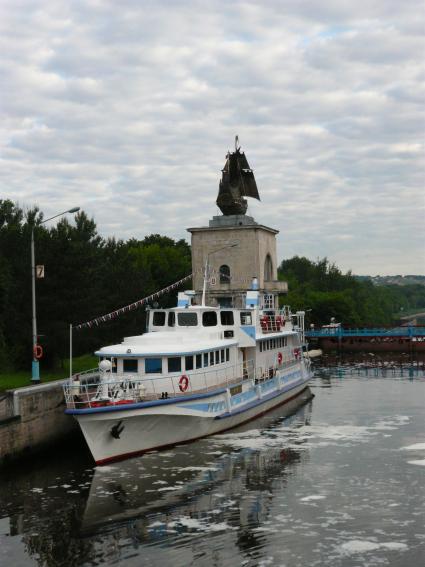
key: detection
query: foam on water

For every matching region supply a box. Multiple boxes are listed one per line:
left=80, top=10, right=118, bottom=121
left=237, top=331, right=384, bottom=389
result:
left=401, top=442, right=425, bottom=451
left=338, top=540, right=408, bottom=555
left=168, top=516, right=235, bottom=532
left=300, top=494, right=326, bottom=502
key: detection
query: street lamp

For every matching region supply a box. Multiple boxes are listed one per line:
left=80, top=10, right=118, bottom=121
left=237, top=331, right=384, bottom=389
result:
left=31, top=206, right=80, bottom=383
left=201, top=241, right=239, bottom=306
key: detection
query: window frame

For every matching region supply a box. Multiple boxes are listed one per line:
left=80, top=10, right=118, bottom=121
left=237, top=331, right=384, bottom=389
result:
left=168, top=356, right=182, bottom=373
left=202, top=311, right=218, bottom=327
left=145, top=358, right=163, bottom=374
left=152, top=311, right=166, bottom=326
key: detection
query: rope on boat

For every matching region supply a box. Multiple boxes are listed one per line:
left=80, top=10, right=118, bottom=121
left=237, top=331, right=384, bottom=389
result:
left=73, top=273, right=193, bottom=330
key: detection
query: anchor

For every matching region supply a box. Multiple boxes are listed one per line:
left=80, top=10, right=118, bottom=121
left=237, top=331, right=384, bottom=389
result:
left=110, top=420, right=125, bottom=439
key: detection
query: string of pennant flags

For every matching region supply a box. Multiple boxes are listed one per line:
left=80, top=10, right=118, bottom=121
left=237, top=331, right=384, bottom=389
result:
left=74, top=273, right=193, bottom=331
left=74, top=268, right=257, bottom=331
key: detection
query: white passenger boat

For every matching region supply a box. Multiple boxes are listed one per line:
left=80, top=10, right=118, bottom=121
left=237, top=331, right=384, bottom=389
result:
left=64, top=287, right=312, bottom=465
left=63, top=138, right=313, bottom=465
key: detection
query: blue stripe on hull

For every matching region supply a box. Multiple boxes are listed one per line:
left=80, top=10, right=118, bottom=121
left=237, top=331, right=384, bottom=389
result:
left=65, top=388, right=227, bottom=415
left=216, top=378, right=306, bottom=420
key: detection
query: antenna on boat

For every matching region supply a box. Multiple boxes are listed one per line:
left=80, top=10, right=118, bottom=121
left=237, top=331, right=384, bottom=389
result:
left=201, top=242, right=239, bottom=307
left=69, top=324, right=73, bottom=380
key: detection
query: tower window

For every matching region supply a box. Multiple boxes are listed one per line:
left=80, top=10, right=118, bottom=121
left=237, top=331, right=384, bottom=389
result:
left=264, top=254, right=273, bottom=281
left=219, top=265, right=231, bottom=283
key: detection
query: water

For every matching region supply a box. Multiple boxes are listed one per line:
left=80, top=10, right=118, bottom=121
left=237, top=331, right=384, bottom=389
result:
left=1, top=358, right=424, bottom=567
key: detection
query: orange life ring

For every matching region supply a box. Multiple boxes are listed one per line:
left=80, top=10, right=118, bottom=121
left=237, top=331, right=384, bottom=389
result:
left=277, top=352, right=283, bottom=364
left=33, top=344, right=43, bottom=360
left=293, top=348, right=301, bottom=360
left=179, top=375, right=189, bottom=392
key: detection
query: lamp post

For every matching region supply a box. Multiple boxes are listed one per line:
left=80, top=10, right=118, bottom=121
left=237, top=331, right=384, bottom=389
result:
left=31, top=206, right=80, bottom=383
left=201, top=242, right=239, bottom=306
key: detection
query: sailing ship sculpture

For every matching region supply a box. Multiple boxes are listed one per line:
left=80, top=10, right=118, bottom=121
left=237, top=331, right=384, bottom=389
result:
left=216, top=136, right=260, bottom=215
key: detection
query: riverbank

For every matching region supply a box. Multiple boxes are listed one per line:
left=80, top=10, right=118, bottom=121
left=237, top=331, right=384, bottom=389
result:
left=0, top=354, right=97, bottom=392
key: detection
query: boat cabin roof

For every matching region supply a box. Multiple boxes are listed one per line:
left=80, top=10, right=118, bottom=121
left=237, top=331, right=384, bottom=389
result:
left=95, top=334, right=238, bottom=358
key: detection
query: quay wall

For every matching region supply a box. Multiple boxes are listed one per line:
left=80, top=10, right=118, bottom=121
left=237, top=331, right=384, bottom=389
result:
left=0, top=380, right=79, bottom=466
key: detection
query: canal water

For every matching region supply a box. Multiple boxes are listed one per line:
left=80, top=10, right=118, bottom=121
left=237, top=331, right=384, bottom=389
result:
left=1, top=356, right=424, bottom=567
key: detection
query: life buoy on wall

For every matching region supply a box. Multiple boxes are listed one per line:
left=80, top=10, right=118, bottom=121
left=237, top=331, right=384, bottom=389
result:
left=179, top=375, right=189, bottom=392
left=33, top=344, right=43, bottom=360
left=293, top=347, right=301, bottom=360
left=277, top=351, right=283, bottom=365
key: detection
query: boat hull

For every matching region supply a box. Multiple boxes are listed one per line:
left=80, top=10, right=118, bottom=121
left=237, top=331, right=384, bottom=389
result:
left=72, top=377, right=311, bottom=465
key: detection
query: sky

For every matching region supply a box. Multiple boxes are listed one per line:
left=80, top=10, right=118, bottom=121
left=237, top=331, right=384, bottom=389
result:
left=1, top=0, right=424, bottom=276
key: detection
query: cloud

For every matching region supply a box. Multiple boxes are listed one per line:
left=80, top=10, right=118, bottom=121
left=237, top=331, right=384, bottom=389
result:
left=0, top=0, right=424, bottom=275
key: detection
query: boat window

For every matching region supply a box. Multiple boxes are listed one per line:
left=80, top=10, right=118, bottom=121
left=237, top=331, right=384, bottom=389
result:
left=215, top=350, right=220, bottom=364
left=240, top=311, right=252, bottom=325
left=225, top=348, right=230, bottom=362
left=196, top=354, right=202, bottom=369
left=259, top=342, right=263, bottom=352
left=219, top=264, right=231, bottom=283
left=145, top=358, right=162, bottom=374
left=168, top=311, right=175, bottom=327
left=178, top=312, right=198, bottom=326
left=123, top=359, right=138, bottom=373
left=204, top=352, right=209, bottom=367
left=210, top=351, right=215, bottom=365
left=221, top=349, right=225, bottom=363
left=185, top=355, right=194, bottom=371
left=220, top=311, right=234, bottom=325
left=168, top=357, right=181, bottom=373
left=203, top=311, right=217, bottom=326
left=153, top=311, right=165, bottom=326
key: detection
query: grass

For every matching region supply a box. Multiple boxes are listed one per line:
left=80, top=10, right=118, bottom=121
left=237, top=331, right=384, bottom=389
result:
left=0, top=354, right=98, bottom=392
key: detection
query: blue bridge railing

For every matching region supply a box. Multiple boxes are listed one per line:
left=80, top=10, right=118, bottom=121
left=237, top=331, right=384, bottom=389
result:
left=305, top=326, right=425, bottom=338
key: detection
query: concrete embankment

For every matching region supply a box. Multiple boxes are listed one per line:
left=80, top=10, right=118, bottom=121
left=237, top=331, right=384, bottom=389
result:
left=0, top=380, right=79, bottom=467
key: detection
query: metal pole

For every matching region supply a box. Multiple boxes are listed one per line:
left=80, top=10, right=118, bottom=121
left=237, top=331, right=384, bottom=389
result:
left=31, top=227, right=40, bottom=382
left=29, top=206, right=80, bottom=384
left=201, top=257, right=208, bottom=307
left=69, top=324, right=73, bottom=379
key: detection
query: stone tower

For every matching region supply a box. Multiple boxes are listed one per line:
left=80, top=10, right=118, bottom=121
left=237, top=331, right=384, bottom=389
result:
left=187, top=140, right=287, bottom=307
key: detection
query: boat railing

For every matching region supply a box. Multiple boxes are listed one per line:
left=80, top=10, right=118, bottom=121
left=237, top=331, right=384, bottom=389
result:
left=64, top=359, right=253, bottom=409
left=63, top=355, right=302, bottom=410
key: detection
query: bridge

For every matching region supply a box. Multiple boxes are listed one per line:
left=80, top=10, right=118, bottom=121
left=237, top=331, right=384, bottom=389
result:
left=306, top=326, right=425, bottom=338
left=305, top=325, right=425, bottom=352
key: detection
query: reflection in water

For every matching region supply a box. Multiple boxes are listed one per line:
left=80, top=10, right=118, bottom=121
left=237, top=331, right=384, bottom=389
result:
left=2, top=358, right=424, bottom=567
left=1, top=390, right=313, bottom=567
left=82, top=390, right=312, bottom=535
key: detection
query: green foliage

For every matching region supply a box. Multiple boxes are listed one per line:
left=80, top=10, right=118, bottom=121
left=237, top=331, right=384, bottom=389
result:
left=279, top=256, right=425, bottom=326
left=1, top=198, right=422, bottom=374
left=0, top=200, right=191, bottom=373
left=0, top=354, right=97, bottom=391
